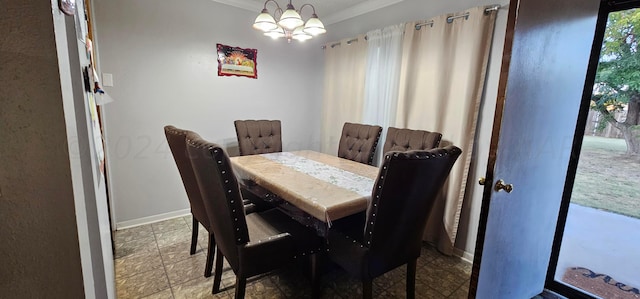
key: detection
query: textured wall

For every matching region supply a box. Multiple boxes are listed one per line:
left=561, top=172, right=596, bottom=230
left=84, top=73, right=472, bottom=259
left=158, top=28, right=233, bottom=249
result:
left=0, top=1, right=85, bottom=297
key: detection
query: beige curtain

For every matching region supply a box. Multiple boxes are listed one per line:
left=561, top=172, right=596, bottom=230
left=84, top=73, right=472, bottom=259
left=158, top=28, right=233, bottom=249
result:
left=396, top=7, right=497, bottom=254
left=321, top=35, right=367, bottom=155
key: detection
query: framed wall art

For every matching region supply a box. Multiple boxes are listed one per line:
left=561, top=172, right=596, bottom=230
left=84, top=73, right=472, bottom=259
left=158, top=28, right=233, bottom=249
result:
left=216, top=44, right=257, bottom=79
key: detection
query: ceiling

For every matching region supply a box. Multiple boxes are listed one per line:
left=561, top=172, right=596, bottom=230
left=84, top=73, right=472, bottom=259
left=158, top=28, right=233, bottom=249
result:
left=212, top=0, right=405, bottom=25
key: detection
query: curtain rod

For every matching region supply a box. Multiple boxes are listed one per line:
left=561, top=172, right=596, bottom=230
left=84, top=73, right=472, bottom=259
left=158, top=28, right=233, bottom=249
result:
left=323, top=4, right=502, bottom=49
left=321, top=37, right=364, bottom=49
left=415, top=4, right=501, bottom=30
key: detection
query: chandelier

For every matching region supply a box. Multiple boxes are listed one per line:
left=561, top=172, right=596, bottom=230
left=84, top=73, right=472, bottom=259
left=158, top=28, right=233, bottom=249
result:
left=252, top=0, right=326, bottom=43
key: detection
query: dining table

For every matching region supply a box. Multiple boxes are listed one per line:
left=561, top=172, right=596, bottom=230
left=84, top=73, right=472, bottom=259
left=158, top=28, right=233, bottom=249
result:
left=230, top=150, right=380, bottom=236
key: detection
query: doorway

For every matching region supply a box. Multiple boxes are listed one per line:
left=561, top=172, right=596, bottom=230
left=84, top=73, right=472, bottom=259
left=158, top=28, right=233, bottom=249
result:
left=548, top=1, right=640, bottom=298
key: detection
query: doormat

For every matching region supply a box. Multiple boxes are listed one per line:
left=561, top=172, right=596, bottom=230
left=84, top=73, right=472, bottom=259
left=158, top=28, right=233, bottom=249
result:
left=562, top=267, right=640, bottom=299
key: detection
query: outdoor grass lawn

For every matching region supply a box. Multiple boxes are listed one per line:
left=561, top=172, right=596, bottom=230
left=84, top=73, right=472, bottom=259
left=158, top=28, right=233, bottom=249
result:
left=571, top=136, right=640, bottom=219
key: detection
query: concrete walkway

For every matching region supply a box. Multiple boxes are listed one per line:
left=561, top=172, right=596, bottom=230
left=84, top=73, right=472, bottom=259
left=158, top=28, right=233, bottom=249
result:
left=556, top=203, right=640, bottom=289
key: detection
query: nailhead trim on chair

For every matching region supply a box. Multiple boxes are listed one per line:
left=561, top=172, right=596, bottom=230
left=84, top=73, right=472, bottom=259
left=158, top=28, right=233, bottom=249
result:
left=208, top=141, right=323, bottom=251
left=363, top=153, right=392, bottom=246
left=383, top=127, right=442, bottom=155
left=212, top=147, right=249, bottom=245
left=362, top=148, right=461, bottom=246
left=165, top=126, right=188, bottom=137
left=246, top=233, right=289, bottom=246
left=368, top=129, right=382, bottom=165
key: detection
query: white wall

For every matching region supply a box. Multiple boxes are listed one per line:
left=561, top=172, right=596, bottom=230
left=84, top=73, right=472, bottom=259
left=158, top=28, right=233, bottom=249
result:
left=92, top=0, right=324, bottom=226
left=322, top=0, right=509, bottom=258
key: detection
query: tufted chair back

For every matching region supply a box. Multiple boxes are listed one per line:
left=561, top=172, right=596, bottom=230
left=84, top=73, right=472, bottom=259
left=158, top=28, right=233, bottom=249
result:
left=186, top=132, right=249, bottom=269
left=382, top=127, right=442, bottom=155
left=337, top=122, right=382, bottom=165
left=234, top=120, right=282, bottom=156
left=363, top=146, right=461, bottom=278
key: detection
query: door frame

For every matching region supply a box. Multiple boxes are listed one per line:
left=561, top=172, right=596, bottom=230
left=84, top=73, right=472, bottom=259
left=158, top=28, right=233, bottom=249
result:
left=469, top=0, right=603, bottom=296
left=546, top=0, right=640, bottom=297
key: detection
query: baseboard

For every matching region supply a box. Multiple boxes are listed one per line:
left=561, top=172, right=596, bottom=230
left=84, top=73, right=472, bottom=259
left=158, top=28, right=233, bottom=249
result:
left=453, top=247, right=475, bottom=264
left=116, top=208, right=191, bottom=230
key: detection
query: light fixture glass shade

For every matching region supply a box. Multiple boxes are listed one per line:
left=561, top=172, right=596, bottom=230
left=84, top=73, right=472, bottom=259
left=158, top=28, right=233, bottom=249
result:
left=254, top=1, right=326, bottom=42
left=264, top=26, right=286, bottom=39
left=303, top=16, right=326, bottom=35
left=278, top=7, right=304, bottom=30
left=253, top=10, right=278, bottom=32
left=291, top=26, right=312, bottom=41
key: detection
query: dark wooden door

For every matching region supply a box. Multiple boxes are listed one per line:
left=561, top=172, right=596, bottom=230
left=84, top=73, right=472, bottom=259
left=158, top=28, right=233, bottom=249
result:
left=469, top=0, right=601, bottom=297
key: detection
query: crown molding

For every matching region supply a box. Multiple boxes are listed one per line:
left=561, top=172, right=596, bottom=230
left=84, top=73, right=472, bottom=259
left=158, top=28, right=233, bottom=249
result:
left=322, top=0, right=405, bottom=25
left=212, top=0, right=406, bottom=25
left=212, top=0, right=263, bottom=12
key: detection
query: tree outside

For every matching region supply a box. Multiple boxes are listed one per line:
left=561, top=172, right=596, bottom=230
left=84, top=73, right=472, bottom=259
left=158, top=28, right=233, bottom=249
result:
left=557, top=8, right=640, bottom=297
left=592, top=8, right=640, bottom=155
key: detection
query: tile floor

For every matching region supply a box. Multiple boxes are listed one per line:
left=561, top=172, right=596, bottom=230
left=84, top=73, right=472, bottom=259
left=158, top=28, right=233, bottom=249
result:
left=114, top=215, right=472, bottom=298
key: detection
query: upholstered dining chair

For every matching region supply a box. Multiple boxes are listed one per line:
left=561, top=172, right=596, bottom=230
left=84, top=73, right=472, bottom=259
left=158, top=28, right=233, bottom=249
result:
left=185, top=132, right=322, bottom=299
left=382, top=127, right=442, bottom=155
left=164, top=125, right=256, bottom=278
left=337, top=122, right=382, bottom=165
left=234, top=119, right=282, bottom=156
left=234, top=119, right=282, bottom=211
left=326, top=146, right=462, bottom=299
left=164, top=125, right=217, bottom=278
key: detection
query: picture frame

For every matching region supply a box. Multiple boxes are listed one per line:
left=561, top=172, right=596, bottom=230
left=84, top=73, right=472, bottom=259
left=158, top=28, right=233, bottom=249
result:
left=216, top=44, right=257, bottom=79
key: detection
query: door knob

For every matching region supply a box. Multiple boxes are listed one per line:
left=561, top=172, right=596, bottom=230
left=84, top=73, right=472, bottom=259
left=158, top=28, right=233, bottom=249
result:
left=494, top=179, right=513, bottom=193
left=479, top=177, right=486, bottom=185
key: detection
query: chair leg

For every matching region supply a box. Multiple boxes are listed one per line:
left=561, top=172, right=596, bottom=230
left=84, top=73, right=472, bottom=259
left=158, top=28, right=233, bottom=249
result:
left=363, top=279, right=373, bottom=299
left=406, top=259, right=417, bottom=299
left=309, top=253, right=319, bottom=299
left=190, top=216, right=199, bottom=255
left=204, top=233, right=215, bottom=277
left=212, top=247, right=224, bottom=294
left=234, top=275, right=246, bottom=299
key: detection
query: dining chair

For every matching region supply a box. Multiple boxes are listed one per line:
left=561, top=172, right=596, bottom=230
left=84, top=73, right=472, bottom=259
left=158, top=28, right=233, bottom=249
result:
left=326, top=146, right=462, bottom=299
left=164, top=125, right=256, bottom=278
left=234, top=119, right=282, bottom=156
left=164, top=125, right=218, bottom=278
left=337, top=122, right=382, bottom=165
left=185, top=132, right=322, bottom=299
left=234, top=119, right=282, bottom=211
left=382, top=127, right=442, bottom=155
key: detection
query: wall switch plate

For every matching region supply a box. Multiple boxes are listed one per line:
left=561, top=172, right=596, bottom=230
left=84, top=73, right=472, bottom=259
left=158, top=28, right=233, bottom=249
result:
left=102, top=73, right=114, bottom=87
